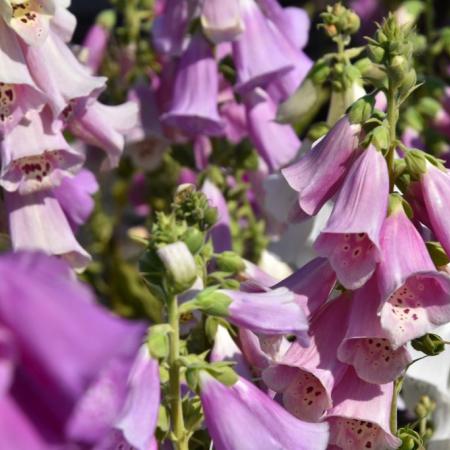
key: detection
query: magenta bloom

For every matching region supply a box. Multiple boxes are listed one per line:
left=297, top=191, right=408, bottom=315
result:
left=282, top=116, right=361, bottom=218
left=0, top=251, right=145, bottom=448
left=314, top=146, right=389, bottom=290
left=326, top=367, right=401, bottom=450
left=245, top=88, right=300, bottom=171
left=275, top=257, right=336, bottom=316
left=231, top=0, right=294, bottom=94
left=420, top=163, right=450, bottom=258
left=200, top=373, right=329, bottom=450
left=377, top=202, right=450, bottom=348
left=263, top=294, right=351, bottom=421
left=161, top=33, right=224, bottom=136
left=337, top=277, right=412, bottom=384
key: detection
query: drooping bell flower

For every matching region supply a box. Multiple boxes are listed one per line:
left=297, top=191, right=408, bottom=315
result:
left=377, top=197, right=450, bottom=348
left=0, top=251, right=145, bottom=447
left=200, top=0, right=244, bottom=44
left=126, top=84, right=169, bottom=172
left=52, top=169, right=98, bottom=229
left=81, top=10, right=115, bottom=74
left=152, top=0, right=192, bottom=56
left=1, top=0, right=55, bottom=46
left=314, top=145, right=389, bottom=290
left=199, top=372, right=329, bottom=450
left=66, top=99, right=138, bottom=170
left=263, top=294, right=351, bottom=422
left=202, top=179, right=232, bottom=253
left=264, top=12, right=312, bottom=103
left=210, top=325, right=252, bottom=380
left=244, top=88, right=300, bottom=171
left=161, top=32, right=224, bottom=137
left=337, top=277, right=411, bottom=384
left=420, top=162, right=450, bottom=258
left=282, top=116, right=361, bottom=218
left=195, top=287, right=308, bottom=340
left=220, top=99, right=248, bottom=144
left=76, top=347, right=160, bottom=450
left=5, top=190, right=91, bottom=270
left=326, top=367, right=401, bottom=450
left=257, top=0, right=310, bottom=49
left=0, top=24, right=47, bottom=134
left=275, top=257, right=336, bottom=317
left=51, top=3, right=77, bottom=43
left=22, top=28, right=106, bottom=118
left=0, top=108, right=83, bottom=195
left=231, top=0, right=294, bottom=94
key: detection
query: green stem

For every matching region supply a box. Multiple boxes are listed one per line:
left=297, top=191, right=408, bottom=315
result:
left=386, top=81, right=399, bottom=192
left=390, top=376, right=404, bottom=433
left=168, top=295, right=189, bottom=450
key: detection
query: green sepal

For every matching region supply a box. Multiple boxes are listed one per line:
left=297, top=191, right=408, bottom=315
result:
left=183, top=396, right=204, bottom=433
left=194, top=288, right=232, bottom=317
left=411, top=333, right=446, bottom=356
left=348, top=95, right=375, bottom=124
left=147, top=324, right=172, bottom=360
left=397, top=427, right=425, bottom=450
left=181, top=228, right=205, bottom=255
left=215, top=251, right=245, bottom=274
left=370, top=123, right=390, bottom=151
left=404, top=149, right=428, bottom=180
left=426, top=241, right=450, bottom=267
left=307, top=122, right=330, bottom=141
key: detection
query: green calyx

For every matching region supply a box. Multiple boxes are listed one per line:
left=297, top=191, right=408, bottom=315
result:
left=193, top=288, right=232, bottom=318
left=426, top=241, right=450, bottom=267
left=411, top=333, right=446, bottom=356
left=397, top=428, right=425, bottom=450
left=348, top=95, right=375, bottom=124
left=215, top=251, right=245, bottom=274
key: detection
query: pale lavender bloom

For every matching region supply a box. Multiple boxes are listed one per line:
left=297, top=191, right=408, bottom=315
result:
left=202, top=179, right=232, bottom=253
left=201, top=0, right=244, bottom=44
left=219, top=287, right=308, bottom=339
left=232, top=0, right=294, bottom=94
left=377, top=203, right=450, bottom=348
left=210, top=325, right=253, bottom=380
left=200, top=372, right=329, bottom=450
left=22, top=28, right=106, bottom=119
left=1, top=0, right=56, bottom=46
left=0, top=108, right=83, bottom=195
left=152, top=0, right=193, bottom=56
left=0, top=24, right=47, bottom=134
left=420, top=163, right=450, bottom=258
left=5, top=190, right=91, bottom=270
left=66, top=99, right=139, bottom=170
left=126, top=84, right=169, bottom=171
left=282, top=116, right=361, bottom=218
left=161, top=33, right=224, bottom=137
left=53, top=169, right=98, bottom=229
left=338, top=277, right=412, bottom=384
left=327, top=367, right=401, bottom=450
left=51, top=3, right=77, bottom=43
left=314, top=146, right=389, bottom=290
left=82, top=22, right=110, bottom=74
left=220, top=100, right=248, bottom=144
left=245, top=88, right=300, bottom=171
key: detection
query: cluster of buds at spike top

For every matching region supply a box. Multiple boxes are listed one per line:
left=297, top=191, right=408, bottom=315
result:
left=367, top=15, right=417, bottom=96
left=319, top=3, right=361, bottom=42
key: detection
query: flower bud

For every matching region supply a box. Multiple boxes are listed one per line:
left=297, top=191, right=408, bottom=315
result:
left=411, top=333, right=446, bottom=356
left=370, top=124, right=390, bottom=151
left=182, top=228, right=205, bottom=254
left=157, top=241, right=197, bottom=294
left=215, top=251, right=245, bottom=273
left=147, top=324, right=171, bottom=359
left=387, top=55, right=410, bottom=86
left=367, top=44, right=385, bottom=64
left=405, top=150, right=428, bottom=180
